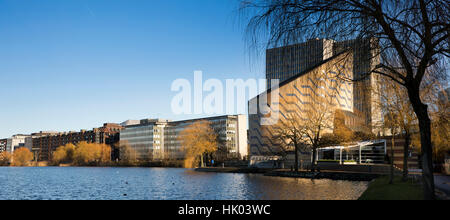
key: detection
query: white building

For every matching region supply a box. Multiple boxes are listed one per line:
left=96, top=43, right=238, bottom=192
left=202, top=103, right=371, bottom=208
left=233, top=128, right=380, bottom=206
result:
left=120, top=119, right=171, bottom=160
left=6, top=134, right=30, bottom=153
left=120, top=115, right=248, bottom=161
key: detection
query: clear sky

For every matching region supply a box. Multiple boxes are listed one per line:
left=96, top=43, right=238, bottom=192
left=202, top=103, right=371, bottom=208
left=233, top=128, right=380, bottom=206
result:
left=0, top=0, right=265, bottom=138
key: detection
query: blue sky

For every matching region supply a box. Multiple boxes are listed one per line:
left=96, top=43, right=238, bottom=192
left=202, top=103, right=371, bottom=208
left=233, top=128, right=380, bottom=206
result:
left=0, top=0, right=265, bottom=138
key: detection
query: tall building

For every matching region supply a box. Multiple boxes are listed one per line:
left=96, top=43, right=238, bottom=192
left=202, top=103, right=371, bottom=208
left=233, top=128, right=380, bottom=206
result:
left=266, top=38, right=381, bottom=132
left=266, top=38, right=334, bottom=88
left=249, top=52, right=355, bottom=156
left=6, top=134, right=30, bottom=153
left=334, top=38, right=382, bottom=132
left=120, top=115, right=248, bottom=161
left=32, top=123, right=123, bottom=161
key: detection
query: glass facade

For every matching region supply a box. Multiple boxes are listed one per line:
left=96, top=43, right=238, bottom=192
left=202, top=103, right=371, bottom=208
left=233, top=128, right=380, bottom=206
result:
left=121, top=116, right=247, bottom=161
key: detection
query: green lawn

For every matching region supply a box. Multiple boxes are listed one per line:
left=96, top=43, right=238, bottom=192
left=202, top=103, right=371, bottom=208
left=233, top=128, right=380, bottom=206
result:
left=359, top=176, right=424, bottom=200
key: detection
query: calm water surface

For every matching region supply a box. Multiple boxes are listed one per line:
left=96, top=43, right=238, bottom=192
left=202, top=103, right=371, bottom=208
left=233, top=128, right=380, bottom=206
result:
left=0, top=167, right=368, bottom=200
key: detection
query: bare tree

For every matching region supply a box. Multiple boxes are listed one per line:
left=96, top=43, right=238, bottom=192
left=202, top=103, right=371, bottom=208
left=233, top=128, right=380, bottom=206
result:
left=301, top=100, right=337, bottom=172
left=117, top=141, right=138, bottom=164
left=272, top=113, right=309, bottom=172
left=273, top=84, right=343, bottom=172
left=241, top=0, right=449, bottom=200
left=413, top=75, right=450, bottom=167
left=376, top=75, right=418, bottom=181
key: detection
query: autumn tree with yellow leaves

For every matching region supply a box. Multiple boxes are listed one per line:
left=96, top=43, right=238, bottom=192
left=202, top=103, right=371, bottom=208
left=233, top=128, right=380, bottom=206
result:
left=51, top=142, right=112, bottom=166
left=12, top=148, right=33, bottom=167
left=179, top=121, right=218, bottom=168
left=52, top=143, right=76, bottom=165
left=0, top=151, right=12, bottom=166
left=73, top=142, right=111, bottom=166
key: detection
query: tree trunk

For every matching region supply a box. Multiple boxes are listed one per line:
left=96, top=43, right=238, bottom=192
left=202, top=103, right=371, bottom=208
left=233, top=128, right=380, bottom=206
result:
left=390, top=134, right=395, bottom=184
left=403, top=132, right=411, bottom=182
left=294, top=144, right=299, bottom=173
left=408, top=87, right=435, bottom=200
left=417, top=109, right=435, bottom=200
left=200, top=154, right=204, bottom=168
left=311, top=147, right=317, bottom=172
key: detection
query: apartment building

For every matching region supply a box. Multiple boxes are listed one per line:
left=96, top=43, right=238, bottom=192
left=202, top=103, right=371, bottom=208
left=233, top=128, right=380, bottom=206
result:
left=0, top=139, right=7, bottom=152
left=32, top=123, right=123, bottom=161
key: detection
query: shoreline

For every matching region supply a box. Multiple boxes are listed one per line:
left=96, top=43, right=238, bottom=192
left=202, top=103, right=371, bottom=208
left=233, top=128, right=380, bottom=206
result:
left=195, top=167, right=380, bottom=181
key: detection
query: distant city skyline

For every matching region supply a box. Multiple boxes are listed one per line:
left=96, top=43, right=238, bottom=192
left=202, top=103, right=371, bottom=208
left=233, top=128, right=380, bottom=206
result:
left=0, top=0, right=265, bottom=138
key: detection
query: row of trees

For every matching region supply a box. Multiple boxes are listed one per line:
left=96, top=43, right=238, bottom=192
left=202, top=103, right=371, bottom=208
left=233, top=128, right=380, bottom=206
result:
left=52, top=142, right=111, bottom=166
left=0, top=148, right=34, bottom=166
left=52, top=121, right=221, bottom=168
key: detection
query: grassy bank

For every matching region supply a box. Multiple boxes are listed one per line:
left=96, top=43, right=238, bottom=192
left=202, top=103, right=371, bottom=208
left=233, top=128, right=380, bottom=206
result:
left=359, top=176, right=423, bottom=200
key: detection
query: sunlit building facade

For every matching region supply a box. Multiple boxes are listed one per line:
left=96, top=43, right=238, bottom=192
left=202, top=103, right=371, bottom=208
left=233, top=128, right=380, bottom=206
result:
left=119, top=119, right=170, bottom=161
left=6, top=134, right=30, bottom=154
left=249, top=52, right=355, bottom=156
left=120, top=115, right=248, bottom=161
left=32, top=123, right=123, bottom=161
left=266, top=38, right=382, bottom=133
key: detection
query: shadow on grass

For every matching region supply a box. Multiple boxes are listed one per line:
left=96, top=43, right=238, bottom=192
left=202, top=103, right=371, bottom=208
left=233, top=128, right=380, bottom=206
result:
left=359, top=176, right=423, bottom=200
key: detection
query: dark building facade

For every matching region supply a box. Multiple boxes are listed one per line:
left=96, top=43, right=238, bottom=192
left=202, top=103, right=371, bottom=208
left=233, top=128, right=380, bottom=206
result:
left=0, top=139, right=7, bottom=152
left=33, top=123, right=123, bottom=161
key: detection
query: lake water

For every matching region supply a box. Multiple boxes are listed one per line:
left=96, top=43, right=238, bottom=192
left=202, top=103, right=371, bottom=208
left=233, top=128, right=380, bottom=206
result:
left=0, top=167, right=368, bottom=200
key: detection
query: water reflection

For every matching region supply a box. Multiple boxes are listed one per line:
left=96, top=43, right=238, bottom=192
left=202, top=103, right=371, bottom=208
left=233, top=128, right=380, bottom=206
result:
left=0, top=167, right=368, bottom=200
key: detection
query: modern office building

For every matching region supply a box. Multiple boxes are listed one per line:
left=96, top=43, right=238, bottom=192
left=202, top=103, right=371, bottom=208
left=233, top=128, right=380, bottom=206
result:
left=334, top=38, right=382, bottom=133
left=266, top=38, right=382, bottom=133
left=249, top=52, right=355, bottom=156
left=119, top=119, right=172, bottom=161
left=6, top=134, right=30, bottom=154
left=120, top=115, right=248, bottom=161
left=120, top=120, right=141, bottom=127
left=32, top=123, right=123, bottom=161
left=266, top=38, right=334, bottom=88
left=165, top=115, right=248, bottom=161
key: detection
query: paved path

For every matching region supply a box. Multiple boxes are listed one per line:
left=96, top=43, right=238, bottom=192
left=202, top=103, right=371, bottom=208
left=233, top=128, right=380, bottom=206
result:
left=435, top=175, right=450, bottom=198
